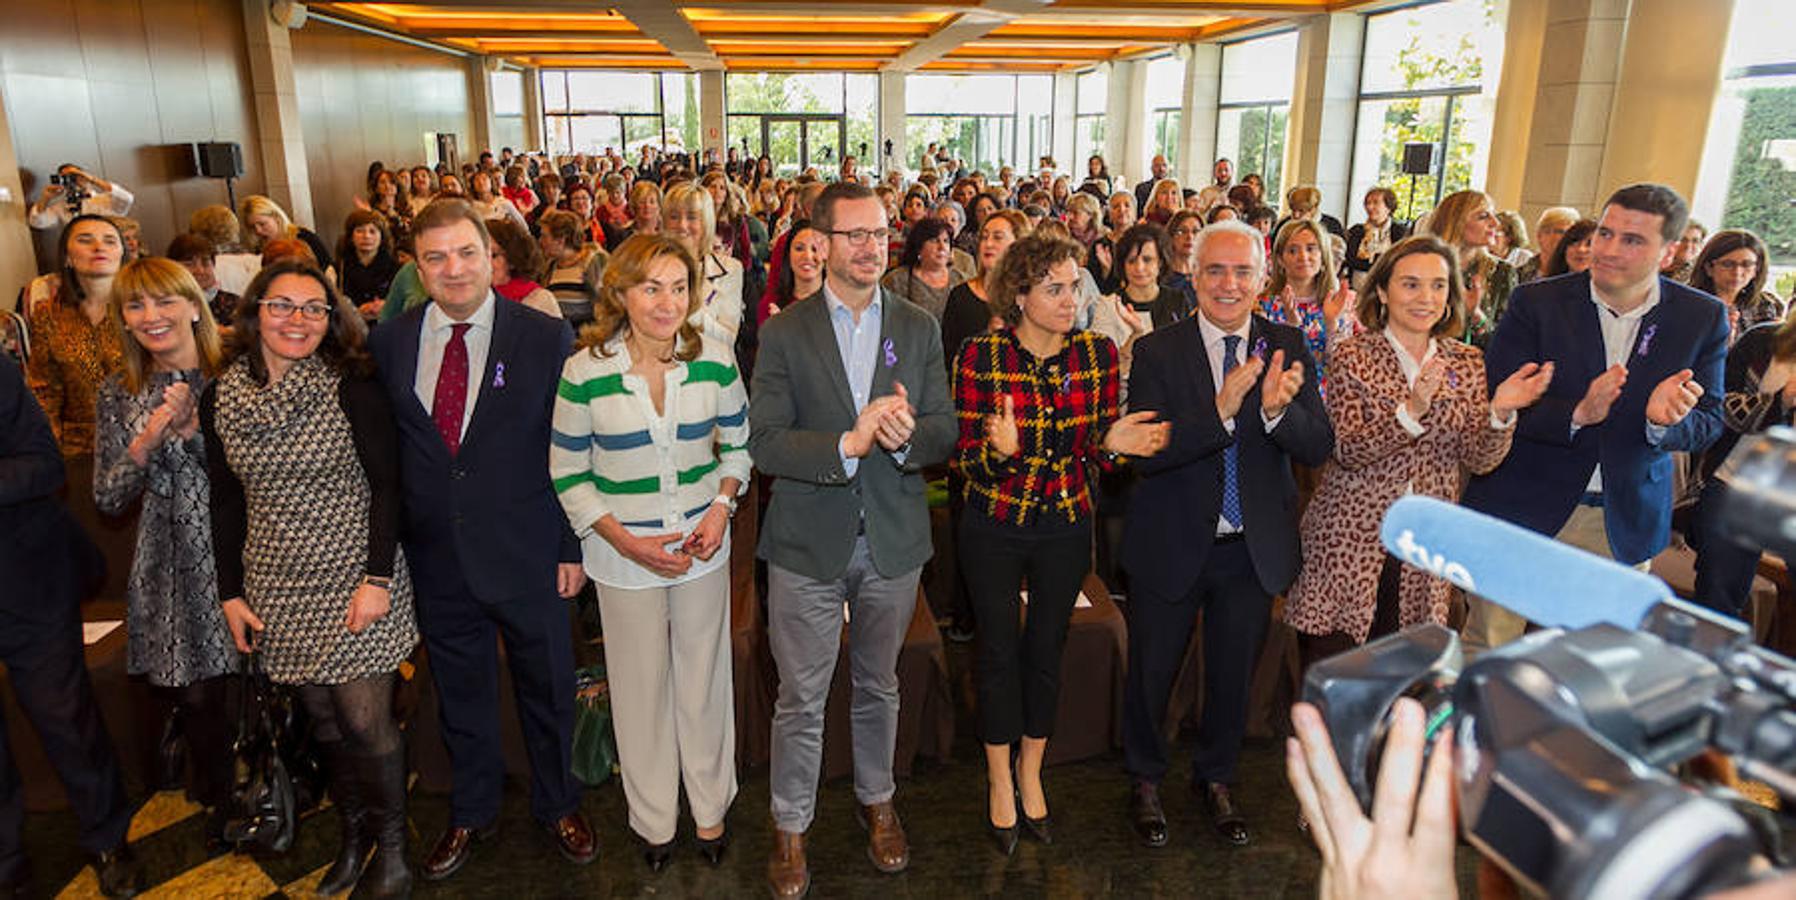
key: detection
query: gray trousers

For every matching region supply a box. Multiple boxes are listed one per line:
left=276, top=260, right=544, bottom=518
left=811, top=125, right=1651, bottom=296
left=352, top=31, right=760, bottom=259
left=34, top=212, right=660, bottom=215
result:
left=767, top=537, right=920, bottom=833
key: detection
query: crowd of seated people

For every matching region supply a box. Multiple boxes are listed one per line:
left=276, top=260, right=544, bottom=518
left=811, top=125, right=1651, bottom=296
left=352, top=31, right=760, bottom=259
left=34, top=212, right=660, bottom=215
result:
left=3, top=137, right=1791, bottom=899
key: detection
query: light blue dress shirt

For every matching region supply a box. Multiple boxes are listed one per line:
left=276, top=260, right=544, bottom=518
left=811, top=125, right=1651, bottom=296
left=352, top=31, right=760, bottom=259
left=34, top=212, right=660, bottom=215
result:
left=826, top=283, right=884, bottom=479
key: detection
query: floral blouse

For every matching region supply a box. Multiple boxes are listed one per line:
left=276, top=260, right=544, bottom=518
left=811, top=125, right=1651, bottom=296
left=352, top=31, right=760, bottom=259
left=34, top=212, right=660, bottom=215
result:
left=1257, top=294, right=1357, bottom=397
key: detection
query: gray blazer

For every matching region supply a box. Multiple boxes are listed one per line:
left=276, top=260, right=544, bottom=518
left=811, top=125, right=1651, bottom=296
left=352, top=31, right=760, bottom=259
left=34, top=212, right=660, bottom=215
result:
left=749, top=289, right=955, bottom=582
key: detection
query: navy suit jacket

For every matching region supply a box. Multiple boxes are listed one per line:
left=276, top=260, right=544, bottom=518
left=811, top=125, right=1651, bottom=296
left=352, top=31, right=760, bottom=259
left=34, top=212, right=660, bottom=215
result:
left=0, top=354, right=101, bottom=618
left=368, top=294, right=580, bottom=604
left=1460, top=272, right=1728, bottom=564
left=1121, top=314, right=1335, bottom=600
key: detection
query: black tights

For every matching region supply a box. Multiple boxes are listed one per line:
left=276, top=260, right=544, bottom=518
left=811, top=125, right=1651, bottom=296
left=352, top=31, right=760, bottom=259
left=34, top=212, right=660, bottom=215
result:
left=152, top=676, right=234, bottom=809
left=299, top=672, right=401, bottom=757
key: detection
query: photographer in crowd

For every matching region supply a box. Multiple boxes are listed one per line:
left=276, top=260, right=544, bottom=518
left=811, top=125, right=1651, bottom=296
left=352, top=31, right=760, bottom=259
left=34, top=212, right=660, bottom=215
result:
left=27, top=164, right=135, bottom=231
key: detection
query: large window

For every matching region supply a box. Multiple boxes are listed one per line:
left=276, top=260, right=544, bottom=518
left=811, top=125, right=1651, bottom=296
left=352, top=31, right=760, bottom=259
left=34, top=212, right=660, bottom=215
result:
left=541, top=71, right=677, bottom=156
left=1074, top=68, right=1108, bottom=174
left=1216, top=31, right=1296, bottom=203
left=906, top=74, right=1053, bottom=175
left=1347, top=0, right=1504, bottom=221
left=1696, top=0, right=1796, bottom=279
left=725, top=73, right=876, bottom=177
left=490, top=70, right=526, bottom=154
left=1147, top=55, right=1185, bottom=175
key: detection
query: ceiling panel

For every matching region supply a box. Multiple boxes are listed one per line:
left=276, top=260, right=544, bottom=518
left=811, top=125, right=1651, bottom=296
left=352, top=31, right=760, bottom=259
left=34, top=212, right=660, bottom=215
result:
left=312, top=0, right=1380, bottom=72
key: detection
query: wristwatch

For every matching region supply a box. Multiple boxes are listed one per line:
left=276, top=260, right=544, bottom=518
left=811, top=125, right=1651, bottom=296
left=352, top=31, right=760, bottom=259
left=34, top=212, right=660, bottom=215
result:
left=361, top=574, right=393, bottom=590
left=712, top=493, right=738, bottom=514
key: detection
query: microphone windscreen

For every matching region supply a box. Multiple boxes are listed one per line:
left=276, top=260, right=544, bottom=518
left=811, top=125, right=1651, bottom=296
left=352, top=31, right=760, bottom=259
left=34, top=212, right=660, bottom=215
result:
left=1378, top=495, right=1671, bottom=630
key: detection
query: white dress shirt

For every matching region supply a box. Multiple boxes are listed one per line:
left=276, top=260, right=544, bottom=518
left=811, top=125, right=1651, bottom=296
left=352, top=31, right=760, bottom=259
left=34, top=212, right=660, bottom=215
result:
left=1196, top=312, right=1276, bottom=536
left=1578, top=278, right=1664, bottom=493
left=414, top=292, right=497, bottom=441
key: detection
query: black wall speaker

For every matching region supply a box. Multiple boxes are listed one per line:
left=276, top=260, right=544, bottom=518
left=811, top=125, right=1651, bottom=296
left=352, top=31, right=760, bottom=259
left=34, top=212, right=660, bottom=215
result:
left=192, top=142, right=244, bottom=179
left=1400, top=142, right=1438, bottom=176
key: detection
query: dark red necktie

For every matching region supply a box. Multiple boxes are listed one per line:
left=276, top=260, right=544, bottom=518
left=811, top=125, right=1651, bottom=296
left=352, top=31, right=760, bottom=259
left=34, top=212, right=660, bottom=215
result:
left=432, top=323, right=471, bottom=456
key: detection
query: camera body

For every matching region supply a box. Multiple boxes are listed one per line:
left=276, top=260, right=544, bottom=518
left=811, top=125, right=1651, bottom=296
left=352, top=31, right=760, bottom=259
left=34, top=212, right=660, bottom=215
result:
left=49, top=170, right=89, bottom=212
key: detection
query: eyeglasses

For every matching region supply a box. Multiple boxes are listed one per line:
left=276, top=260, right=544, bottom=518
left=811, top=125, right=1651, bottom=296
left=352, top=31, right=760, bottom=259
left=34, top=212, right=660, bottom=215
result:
left=259, top=297, right=333, bottom=321
left=828, top=228, right=893, bottom=246
left=1710, top=259, right=1758, bottom=272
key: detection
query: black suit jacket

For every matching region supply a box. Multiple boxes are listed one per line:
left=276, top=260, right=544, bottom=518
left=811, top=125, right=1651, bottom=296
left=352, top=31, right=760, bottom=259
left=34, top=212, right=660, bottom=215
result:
left=0, top=354, right=99, bottom=617
left=1120, top=314, right=1334, bottom=600
left=368, top=294, right=580, bottom=604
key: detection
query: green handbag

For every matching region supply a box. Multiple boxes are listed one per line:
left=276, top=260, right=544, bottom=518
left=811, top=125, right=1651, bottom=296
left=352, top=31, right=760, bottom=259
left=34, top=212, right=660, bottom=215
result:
left=571, top=665, right=618, bottom=786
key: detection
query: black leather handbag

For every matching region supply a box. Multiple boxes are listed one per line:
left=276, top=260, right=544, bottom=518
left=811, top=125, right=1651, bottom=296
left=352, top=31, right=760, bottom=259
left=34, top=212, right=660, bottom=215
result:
left=222, top=652, right=299, bottom=852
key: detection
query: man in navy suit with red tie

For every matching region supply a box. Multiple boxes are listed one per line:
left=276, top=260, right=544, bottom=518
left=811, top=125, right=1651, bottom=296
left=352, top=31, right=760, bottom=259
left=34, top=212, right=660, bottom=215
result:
left=367, top=200, right=597, bottom=881
left=1460, top=183, right=1727, bottom=648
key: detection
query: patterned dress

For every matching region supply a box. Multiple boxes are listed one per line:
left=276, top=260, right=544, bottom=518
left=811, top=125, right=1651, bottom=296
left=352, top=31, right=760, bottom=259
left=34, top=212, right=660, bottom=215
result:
left=94, top=370, right=235, bottom=687
left=207, top=356, right=417, bottom=685
left=1257, top=293, right=1358, bottom=397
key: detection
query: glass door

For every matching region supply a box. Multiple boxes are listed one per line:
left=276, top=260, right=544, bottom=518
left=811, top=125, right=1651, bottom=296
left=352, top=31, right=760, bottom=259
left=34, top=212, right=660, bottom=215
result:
left=804, top=117, right=844, bottom=172
left=765, top=118, right=804, bottom=177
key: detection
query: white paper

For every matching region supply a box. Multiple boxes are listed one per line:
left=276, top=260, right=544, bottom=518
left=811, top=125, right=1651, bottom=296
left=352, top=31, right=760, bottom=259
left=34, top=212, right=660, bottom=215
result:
left=83, top=620, right=123, bottom=645
left=1018, top=590, right=1094, bottom=609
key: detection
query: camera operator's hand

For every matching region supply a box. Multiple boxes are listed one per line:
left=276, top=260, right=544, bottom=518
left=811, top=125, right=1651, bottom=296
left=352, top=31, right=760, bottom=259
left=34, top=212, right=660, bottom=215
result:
left=1288, top=699, right=1459, bottom=900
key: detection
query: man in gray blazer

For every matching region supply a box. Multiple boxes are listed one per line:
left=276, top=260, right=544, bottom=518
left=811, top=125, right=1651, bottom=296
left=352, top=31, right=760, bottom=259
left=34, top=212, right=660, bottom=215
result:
left=749, top=181, right=955, bottom=898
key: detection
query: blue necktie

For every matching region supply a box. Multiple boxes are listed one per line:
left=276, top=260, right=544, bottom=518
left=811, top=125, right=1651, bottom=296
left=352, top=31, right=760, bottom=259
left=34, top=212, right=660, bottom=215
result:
left=1220, top=335, right=1243, bottom=529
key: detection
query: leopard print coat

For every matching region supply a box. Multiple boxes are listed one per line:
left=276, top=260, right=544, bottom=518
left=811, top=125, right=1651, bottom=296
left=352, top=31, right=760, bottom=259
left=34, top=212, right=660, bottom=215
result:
left=1284, top=331, right=1514, bottom=642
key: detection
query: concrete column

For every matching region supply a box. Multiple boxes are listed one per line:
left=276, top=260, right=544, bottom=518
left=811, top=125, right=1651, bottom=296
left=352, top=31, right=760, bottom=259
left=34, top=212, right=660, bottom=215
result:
left=698, top=69, right=726, bottom=158
left=1598, top=0, right=1735, bottom=202
left=0, top=89, right=39, bottom=310
left=877, top=70, right=907, bottom=176
left=1179, top=43, right=1222, bottom=187
left=1514, top=0, right=1631, bottom=220
left=468, top=57, right=495, bottom=156
left=1485, top=0, right=1549, bottom=211
left=1103, top=61, right=1149, bottom=187
left=522, top=66, right=543, bottom=152
left=1284, top=12, right=1363, bottom=222
left=243, top=0, right=314, bottom=228
left=1051, top=70, right=1077, bottom=172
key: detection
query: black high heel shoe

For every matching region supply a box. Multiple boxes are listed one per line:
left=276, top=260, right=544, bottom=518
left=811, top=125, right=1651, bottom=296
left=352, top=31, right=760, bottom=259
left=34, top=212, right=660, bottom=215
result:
left=643, top=839, right=675, bottom=873
left=988, top=818, right=1019, bottom=857
left=695, top=830, right=729, bottom=867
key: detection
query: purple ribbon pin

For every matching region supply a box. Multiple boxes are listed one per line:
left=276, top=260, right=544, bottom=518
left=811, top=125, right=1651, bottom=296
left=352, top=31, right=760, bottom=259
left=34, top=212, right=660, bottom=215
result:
left=493, top=361, right=507, bottom=389
left=882, top=338, right=897, bottom=368
left=1252, top=337, right=1269, bottom=361
left=1636, top=324, right=1657, bottom=357
left=1446, top=368, right=1460, bottom=389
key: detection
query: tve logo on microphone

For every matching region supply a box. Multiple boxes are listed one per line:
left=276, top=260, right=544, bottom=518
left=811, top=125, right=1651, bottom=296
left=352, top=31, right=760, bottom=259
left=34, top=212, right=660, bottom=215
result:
left=1392, top=529, right=1476, bottom=591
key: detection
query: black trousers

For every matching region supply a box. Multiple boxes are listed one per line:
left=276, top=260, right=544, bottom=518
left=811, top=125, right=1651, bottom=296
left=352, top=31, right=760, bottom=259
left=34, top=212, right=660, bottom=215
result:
left=1692, top=480, right=1771, bottom=623
left=959, top=509, right=1092, bottom=745
left=0, top=603, right=131, bottom=883
left=1296, top=553, right=1405, bottom=673
left=1121, top=539, right=1271, bottom=786
left=414, top=568, right=580, bottom=828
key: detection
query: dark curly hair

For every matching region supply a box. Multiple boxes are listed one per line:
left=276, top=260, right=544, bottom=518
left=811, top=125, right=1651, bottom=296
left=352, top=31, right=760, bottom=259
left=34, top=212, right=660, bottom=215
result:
left=1112, top=224, right=1170, bottom=285
left=898, top=218, right=954, bottom=269
left=229, top=258, right=372, bottom=383
left=986, top=232, right=1085, bottom=328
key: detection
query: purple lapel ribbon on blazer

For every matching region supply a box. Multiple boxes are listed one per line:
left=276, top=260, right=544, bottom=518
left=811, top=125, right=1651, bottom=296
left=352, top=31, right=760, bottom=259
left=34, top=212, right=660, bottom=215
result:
left=1252, top=336, right=1269, bottom=361
left=1636, top=324, right=1657, bottom=358
left=493, top=361, right=507, bottom=389
left=882, top=338, right=897, bottom=368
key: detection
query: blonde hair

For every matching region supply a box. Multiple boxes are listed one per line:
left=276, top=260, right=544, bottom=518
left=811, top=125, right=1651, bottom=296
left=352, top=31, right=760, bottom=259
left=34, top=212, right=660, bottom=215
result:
left=1286, top=185, right=1322, bottom=216
left=581, top=233, right=702, bottom=363
left=1148, top=179, right=1183, bottom=215
left=1424, top=190, right=1493, bottom=250
left=237, top=195, right=297, bottom=250
left=110, top=257, right=226, bottom=394
left=1266, top=218, right=1340, bottom=299
left=662, top=181, right=717, bottom=258
left=189, top=205, right=243, bottom=251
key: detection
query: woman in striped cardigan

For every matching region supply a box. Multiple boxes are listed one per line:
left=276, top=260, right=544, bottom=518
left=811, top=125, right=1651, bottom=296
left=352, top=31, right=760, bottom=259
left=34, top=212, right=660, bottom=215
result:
left=550, top=233, right=751, bottom=872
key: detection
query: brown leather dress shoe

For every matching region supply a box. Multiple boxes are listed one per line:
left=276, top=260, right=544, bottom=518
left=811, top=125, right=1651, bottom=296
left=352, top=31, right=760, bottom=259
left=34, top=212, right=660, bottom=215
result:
left=766, top=828, right=810, bottom=898
left=857, top=801, right=910, bottom=873
left=545, top=812, right=598, bottom=865
left=421, top=823, right=497, bottom=882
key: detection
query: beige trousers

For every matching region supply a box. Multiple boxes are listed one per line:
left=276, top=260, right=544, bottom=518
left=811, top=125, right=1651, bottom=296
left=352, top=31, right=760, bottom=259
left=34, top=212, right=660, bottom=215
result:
left=1460, top=504, right=1651, bottom=654
left=598, top=564, right=737, bottom=844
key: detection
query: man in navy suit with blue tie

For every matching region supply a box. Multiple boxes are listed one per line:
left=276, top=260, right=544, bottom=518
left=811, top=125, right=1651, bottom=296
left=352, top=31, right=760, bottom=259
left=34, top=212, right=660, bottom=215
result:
left=367, top=200, right=597, bottom=881
left=1118, top=220, right=1334, bottom=849
left=1461, top=183, right=1727, bottom=648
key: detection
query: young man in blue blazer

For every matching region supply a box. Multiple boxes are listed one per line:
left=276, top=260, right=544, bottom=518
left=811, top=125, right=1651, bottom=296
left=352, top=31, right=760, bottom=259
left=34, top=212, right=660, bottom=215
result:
left=1460, top=183, right=1727, bottom=648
